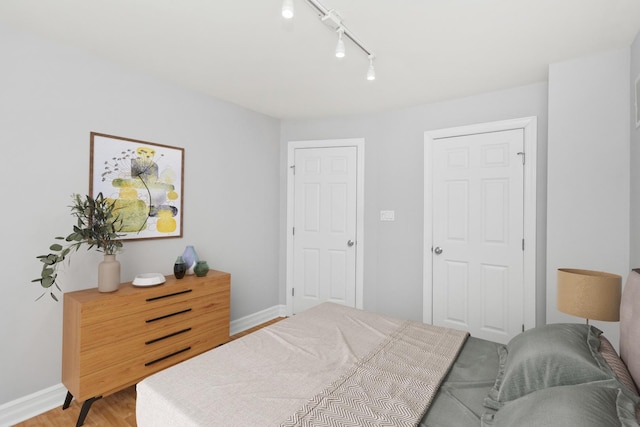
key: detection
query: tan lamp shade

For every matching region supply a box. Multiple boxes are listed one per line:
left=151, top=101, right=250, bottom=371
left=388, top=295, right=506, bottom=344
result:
left=557, top=268, right=621, bottom=322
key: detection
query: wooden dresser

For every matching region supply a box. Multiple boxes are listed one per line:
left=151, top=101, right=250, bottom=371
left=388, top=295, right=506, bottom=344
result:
left=61, top=270, right=230, bottom=426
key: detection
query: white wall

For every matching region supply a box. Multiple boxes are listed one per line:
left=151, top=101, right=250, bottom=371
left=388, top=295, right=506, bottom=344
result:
left=547, top=48, right=631, bottom=345
left=0, top=23, right=281, bottom=407
left=280, top=83, right=549, bottom=323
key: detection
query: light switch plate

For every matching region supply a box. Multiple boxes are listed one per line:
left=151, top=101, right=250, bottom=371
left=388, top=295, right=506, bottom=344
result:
left=380, top=210, right=395, bottom=221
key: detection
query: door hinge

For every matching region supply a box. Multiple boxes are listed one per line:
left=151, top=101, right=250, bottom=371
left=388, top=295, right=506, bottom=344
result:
left=292, top=288, right=295, bottom=297
left=522, top=324, right=525, bottom=332
left=292, top=227, right=295, bottom=236
left=517, top=152, right=525, bottom=165
left=522, top=239, right=525, bottom=251
left=290, top=164, right=295, bottom=175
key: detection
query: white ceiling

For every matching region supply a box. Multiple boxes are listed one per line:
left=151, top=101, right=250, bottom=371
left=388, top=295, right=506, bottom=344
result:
left=2, top=0, right=640, bottom=119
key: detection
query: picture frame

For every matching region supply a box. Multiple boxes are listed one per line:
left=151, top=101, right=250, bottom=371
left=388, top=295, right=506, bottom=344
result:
left=90, top=132, right=184, bottom=240
left=636, top=73, right=640, bottom=129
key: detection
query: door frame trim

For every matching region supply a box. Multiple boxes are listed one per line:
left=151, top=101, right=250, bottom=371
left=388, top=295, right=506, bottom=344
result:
left=285, top=138, right=365, bottom=316
left=423, top=117, right=537, bottom=330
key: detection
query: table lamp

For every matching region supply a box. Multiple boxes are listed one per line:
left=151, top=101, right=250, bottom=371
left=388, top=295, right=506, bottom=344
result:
left=557, top=268, right=621, bottom=325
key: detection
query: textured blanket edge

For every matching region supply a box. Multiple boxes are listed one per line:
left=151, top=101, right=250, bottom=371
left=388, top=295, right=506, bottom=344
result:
left=280, top=321, right=469, bottom=427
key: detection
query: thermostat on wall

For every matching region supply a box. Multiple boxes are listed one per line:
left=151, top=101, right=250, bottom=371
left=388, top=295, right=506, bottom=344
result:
left=380, top=210, right=395, bottom=221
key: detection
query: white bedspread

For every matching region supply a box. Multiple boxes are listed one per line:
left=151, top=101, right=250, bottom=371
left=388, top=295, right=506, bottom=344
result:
left=136, top=303, right=467, bottom=427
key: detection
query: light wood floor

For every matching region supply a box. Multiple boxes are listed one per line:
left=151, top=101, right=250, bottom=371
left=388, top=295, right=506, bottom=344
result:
left=15, top=317, right=285, bottom=427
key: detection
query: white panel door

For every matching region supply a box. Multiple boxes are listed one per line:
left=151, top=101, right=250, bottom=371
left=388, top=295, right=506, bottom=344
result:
left=292, top=146, right=357, bottom=314
left=432, top=129, right=524, bottom=343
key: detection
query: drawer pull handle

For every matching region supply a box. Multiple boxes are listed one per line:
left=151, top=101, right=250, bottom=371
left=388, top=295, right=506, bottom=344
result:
left=145, top=328, right=192, bottom=345
left=145, top=347, right=191, bottom=367
left=146, top=308, right=192, bottom=323
left=146, top=289, right=193, bottom=302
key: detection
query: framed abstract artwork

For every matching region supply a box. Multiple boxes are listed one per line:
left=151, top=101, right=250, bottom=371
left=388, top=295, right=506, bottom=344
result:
left=90, top=132, right=184, bottom=240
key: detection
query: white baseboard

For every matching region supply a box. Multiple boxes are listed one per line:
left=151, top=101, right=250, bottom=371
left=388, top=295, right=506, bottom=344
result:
left=0, top=304, right=286, bottom=426
left=0, top=383, right=67, bottom=427
left=229, top=304, right=287, bottom=336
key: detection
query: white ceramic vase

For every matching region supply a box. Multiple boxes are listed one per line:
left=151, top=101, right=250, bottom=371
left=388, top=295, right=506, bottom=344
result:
left=98, top=254, right=121, bottom=292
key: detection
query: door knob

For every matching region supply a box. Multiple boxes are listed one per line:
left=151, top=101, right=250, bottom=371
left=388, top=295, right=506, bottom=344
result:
left=347, top=240, right=355, bottom=247
left=434, top=246, right=443, bottom=255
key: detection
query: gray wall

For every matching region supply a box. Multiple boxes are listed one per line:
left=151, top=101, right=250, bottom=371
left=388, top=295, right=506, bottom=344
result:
left=631, top=34, right=640, bottom=266
left=280, top=83, right=549, bottom=323
left=0, top=23, right=281, bottom=405
left=3, top=16, right=638, bottom=415
left=547, top=48, right=631, bottom=346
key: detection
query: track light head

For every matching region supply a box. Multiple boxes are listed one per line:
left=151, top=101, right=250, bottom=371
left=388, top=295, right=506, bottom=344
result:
left=367, top=55, right=376, bottom=81
left=335, top=28, right=345, bottom=58
left=282, top=0, right=294, bottom=19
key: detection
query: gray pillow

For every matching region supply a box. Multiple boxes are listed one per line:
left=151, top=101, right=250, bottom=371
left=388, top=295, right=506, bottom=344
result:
left=481, top=384, right=640, bottom=427
left=485, top=323, right=618, bottom=409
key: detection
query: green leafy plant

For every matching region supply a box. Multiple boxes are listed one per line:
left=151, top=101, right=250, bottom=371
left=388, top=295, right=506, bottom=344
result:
left=33, top=193, right=124, bottom=301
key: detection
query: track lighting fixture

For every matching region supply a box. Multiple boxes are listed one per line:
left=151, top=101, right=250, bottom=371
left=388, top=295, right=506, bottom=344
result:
left=281, top=0, right=294, bottom=19
left=335, top=28, right=345, bottom=58
left=282, top=0, right=376, bottom=81
left=367, top=55, right=376, bottom=81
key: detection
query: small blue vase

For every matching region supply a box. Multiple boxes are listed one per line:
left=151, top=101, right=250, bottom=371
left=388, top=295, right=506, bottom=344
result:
left=182, top=245, right=199, bottom=275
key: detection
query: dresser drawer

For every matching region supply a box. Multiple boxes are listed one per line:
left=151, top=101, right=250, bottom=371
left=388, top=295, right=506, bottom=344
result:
left=78, top=304, right=229, bottom=374
left=74, top=275, right=226, bottom=327
left=75, top=331, right=219, bottom=400
left=79, top=290, right=228, bottom=352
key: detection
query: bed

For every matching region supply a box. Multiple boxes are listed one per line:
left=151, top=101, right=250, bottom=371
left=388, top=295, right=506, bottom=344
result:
left=136, top=270, right=640, bottom=426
